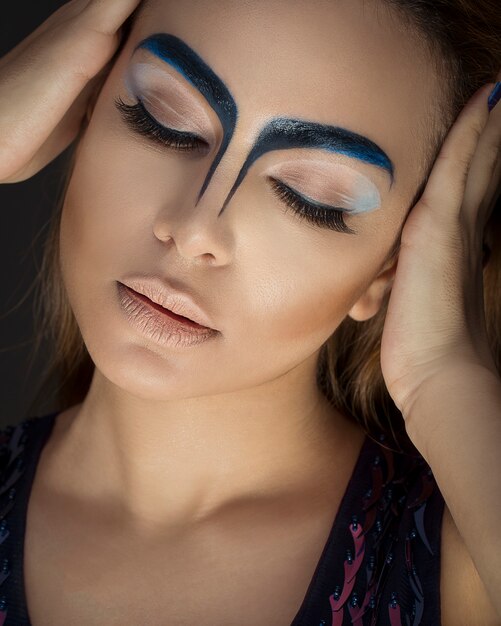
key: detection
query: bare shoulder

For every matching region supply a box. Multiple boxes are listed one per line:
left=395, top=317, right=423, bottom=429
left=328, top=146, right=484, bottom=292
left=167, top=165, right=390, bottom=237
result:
left=440, top=503, right=500, bottom=625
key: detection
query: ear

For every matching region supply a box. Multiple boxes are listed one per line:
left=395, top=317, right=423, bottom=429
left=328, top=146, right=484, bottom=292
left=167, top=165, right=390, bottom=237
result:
left=347, top=253, right=399, bottom=322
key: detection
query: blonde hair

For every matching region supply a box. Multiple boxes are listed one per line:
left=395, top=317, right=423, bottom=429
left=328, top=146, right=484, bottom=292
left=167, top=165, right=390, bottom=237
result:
left=23, top=0, right=501, bottom=454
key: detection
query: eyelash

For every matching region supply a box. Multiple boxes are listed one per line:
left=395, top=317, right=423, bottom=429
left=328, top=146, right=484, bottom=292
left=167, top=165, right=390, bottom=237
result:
left=268, top=179, right=355, bottom=234
left=114, top=95, right=208, bottom=153
left=114, top=95, right=355, bottom=235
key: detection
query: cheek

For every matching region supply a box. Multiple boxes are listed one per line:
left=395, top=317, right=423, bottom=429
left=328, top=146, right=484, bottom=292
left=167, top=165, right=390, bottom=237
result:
left=227, top=206, right=388, bottom=363
left=59, top=103, right=192, bottom=278
left=252, top=247, right=373, bottom=351
left=59, top=142, right=134, bottom=286
left=242, top=211, right=402, bottom=362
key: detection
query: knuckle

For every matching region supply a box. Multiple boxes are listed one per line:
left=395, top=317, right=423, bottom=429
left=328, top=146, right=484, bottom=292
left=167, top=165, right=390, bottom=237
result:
left=470, top=118, right=485, bottom=143
left=456, top=151, right=474, bottom=171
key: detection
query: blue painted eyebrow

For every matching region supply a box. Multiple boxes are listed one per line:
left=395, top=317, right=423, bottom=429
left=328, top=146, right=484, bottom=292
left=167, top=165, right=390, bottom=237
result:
left=134, top=33, right=238, bottom=202
left=219, top=118, right=394, bottom=215
left=134, top=33, right=395, bottom=215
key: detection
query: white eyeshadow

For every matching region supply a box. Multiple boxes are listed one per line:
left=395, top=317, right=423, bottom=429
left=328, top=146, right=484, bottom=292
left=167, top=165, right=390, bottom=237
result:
left=122, top=61, right=214, bottom=136
left=267, top=159, right=383, bottom=214
left=334, top=176, right=381, bottom=214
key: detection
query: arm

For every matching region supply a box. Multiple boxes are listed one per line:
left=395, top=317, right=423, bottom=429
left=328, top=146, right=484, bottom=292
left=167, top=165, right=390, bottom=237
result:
left=376, top=81, right=501, bottom=620
left=404, top=362, right=501, bottom=618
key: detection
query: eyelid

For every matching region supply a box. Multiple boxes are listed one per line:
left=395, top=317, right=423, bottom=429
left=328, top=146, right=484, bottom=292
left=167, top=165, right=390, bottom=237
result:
left=139, top=96, right=206, bottom=142
left=265, top=159, right=382, bottom=214
left=269, top=177, right=355, bottom=234
left=124, top=60, right=216, bottom=140
left=275, top=180, right=350, bottom=214
left=114, top=96, right=209, bottom=154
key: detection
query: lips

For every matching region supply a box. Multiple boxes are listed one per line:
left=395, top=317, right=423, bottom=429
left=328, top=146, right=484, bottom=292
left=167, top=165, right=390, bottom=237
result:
left=122, top=284, right=206, bottom=329
left=119, top=276, right=216, bottom=330
left=116, top=280, right=217, bottom=348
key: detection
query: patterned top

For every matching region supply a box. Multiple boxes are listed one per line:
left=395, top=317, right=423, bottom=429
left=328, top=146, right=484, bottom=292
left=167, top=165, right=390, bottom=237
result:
left=0, top=411, right=445, bottom=625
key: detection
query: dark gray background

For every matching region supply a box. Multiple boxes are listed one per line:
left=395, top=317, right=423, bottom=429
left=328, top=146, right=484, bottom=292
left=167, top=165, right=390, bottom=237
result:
left=1, top=1, right=71, bottom=426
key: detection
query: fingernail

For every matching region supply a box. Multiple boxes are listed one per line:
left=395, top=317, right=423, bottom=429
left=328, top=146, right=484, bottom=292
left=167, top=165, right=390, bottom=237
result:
left=487, top=81, right=501, bottom=112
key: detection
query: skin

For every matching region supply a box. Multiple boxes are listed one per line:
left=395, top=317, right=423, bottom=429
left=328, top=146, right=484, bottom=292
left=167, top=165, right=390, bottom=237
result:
left=2, top=0, right=498, bottom=623
left=49, top=0, right=443, bottom=529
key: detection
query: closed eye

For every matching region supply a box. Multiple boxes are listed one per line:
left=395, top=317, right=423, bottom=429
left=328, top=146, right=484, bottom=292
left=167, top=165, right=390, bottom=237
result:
left=268, top=178, right=356, bottom=235
left=114, top=95, right=209, bottom=154
left=114, top=95, right=356, bottom=235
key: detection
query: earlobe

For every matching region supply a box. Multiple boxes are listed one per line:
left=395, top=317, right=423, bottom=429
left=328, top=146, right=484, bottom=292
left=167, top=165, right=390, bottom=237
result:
left=347, top=256, right=398, bottom=322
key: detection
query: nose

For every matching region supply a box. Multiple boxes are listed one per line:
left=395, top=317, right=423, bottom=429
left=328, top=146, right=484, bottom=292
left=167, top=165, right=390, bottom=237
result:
left=152, top=165, right=238, bottom=266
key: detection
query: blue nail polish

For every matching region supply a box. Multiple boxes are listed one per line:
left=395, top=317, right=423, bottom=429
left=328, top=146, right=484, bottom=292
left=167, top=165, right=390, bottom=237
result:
left=487, top=81, right=501, bottom=112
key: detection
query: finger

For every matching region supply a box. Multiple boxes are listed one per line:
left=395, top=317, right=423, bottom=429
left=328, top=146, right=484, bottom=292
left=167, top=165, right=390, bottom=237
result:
left=417, top=83, right=494, bottom=225
left=82, top=0, right=144, bottom=36
left=462, top=79, right=501, bottom=223
left=0, top=0, right=141, bottom=180
left=1, top=69, right=110, bottom=183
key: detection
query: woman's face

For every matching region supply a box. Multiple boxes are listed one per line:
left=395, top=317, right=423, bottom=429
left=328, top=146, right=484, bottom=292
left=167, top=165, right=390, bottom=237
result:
left=59, top=0, right=441, bottom=400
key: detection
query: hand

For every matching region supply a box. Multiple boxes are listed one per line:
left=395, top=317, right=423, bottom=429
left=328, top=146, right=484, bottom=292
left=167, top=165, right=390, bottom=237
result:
left=0, top=0, right=142, bottom=184
left=379, top=80, right=501, bottom=421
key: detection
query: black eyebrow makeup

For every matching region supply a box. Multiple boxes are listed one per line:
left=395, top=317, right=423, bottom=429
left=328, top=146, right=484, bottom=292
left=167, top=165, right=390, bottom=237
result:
left=218, top=118, right=395, bottom=216
left=134, top=34, right=395, bottom=216
left=134, top=33, right=239, bottom=202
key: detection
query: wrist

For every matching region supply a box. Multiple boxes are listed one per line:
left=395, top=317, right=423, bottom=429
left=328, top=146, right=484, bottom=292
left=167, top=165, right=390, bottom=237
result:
left=402, top=361, right=501, bottom=450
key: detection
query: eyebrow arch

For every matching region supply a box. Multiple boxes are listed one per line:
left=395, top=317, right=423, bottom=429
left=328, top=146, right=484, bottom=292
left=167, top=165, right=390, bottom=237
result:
left=134, top=33, right=239, bottom=201
left=219, top=117, right=395, bottom=215
left=134, top=33, right=395, bottom=213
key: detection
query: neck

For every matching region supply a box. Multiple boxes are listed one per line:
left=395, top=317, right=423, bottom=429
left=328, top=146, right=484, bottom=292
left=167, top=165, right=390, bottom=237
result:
left=45, top=352, right=362, bottom=532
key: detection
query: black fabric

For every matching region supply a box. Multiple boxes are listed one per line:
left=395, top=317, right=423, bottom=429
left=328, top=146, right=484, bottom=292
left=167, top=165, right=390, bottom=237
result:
left=0, top=413, right=444, bottom=625
left=0, top=412, right=57, bottom=626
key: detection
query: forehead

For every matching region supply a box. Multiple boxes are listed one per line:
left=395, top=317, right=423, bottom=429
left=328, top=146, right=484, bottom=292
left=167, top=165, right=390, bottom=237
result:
left=131, top=0, right=440, bottom=193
